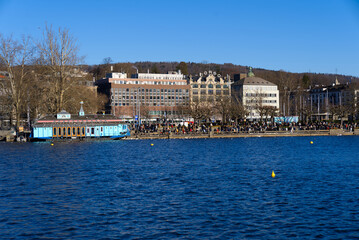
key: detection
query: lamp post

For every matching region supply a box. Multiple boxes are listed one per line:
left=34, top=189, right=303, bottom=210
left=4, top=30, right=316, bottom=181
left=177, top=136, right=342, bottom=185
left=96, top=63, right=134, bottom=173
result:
left=136, top=87, right=143, bottom=130
left=326, top=88, right=329, bottom=120
left=138, top=87, right=141, bottom=127
left=287, top=89, right=290, bottom=116
left=283, top=87, right=287, bottom=116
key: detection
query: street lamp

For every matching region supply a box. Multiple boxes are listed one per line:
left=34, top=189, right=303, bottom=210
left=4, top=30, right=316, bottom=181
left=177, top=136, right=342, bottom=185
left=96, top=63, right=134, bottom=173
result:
left=136, top=87, right=143, bottom=130
left=324, top=87, right=329, bottom=120
left=283, top=87, right=287, bottom=116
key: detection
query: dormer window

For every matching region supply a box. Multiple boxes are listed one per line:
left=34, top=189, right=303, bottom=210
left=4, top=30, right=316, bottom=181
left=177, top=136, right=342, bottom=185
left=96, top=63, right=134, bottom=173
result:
left=57, top=110, right=71, bottom=119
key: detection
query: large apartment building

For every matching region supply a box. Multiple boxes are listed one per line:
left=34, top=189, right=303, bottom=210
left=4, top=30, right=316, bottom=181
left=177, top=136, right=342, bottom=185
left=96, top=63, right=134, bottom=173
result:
left=96, top=71, right=190, bottom=121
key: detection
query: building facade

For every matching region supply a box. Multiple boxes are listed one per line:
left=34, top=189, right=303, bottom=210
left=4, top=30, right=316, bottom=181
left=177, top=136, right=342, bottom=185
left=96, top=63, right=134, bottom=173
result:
left=188, top=71, right=232, bottom=103
left=308, top=79, right=357, bottom=121
left=96, top=71, right=190, bottom=121
left=187, top=71, right=232, bottom=121
left=232, top=68, right=279, bottom=121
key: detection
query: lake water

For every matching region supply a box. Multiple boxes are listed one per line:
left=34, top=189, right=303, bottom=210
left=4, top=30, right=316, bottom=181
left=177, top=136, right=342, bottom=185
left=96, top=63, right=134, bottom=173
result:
left=0, top=136, right=358, bottom=239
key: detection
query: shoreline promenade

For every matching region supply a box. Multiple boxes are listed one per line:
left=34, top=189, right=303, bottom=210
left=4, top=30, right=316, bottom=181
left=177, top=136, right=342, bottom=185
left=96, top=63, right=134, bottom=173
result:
left=125, top=129, right=358, bottom=140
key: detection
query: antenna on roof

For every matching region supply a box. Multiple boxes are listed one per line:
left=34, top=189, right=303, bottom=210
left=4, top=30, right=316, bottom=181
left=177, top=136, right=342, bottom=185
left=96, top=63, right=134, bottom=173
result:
left=132, top=66, right=138, bottom=74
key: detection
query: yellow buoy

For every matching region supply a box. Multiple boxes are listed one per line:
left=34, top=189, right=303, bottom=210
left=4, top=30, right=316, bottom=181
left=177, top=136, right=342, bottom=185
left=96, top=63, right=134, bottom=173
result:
left=272, top=171, right=275, bottom=178
left=51, top=143, right=54, bottom=146
left=151, top=143, right=154, bottom=146
left=310, top=141, right=313, bottom=144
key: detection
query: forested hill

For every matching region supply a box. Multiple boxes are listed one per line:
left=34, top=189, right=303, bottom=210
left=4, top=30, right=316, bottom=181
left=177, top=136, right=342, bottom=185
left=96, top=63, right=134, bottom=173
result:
left=87, top=61, right=359, bottom=90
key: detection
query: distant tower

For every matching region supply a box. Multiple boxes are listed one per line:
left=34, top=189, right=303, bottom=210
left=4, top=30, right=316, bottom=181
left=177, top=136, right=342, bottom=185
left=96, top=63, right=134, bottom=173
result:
left=79, top=101, right=85, bottom=116
left=335, top=77, right=340, bottom=85
left=248, top=67, right=255, bottom=77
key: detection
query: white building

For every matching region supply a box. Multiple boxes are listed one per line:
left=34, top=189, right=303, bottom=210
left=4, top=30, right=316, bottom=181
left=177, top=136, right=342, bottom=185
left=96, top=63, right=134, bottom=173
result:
left=131, top=70, right=185, bottom=80
left=232, top=68, right=279, bottom=121
left=106, top=72, right=128, bottom=79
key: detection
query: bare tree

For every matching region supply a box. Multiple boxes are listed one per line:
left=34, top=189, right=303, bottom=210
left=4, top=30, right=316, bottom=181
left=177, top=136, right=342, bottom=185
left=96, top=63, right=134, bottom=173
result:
left=102, top=57, right=113, bottom=65
left=262, top=106, right=278, bottom=124
left=36, top=24, right=83, bottom=113
left=329, top=103, right=351, bottom=125
left=176, top=104, right=191, bottom=121
left=189, top=100, right=204, bottom=123
left=0, top=34, right=33, bottom=128
left=301, top=105, right=313, bottom=124
left=215, top=95, right=231, bottom=124
left=201, top=99, right=215, bottom=122
left=139, top=104, right=150, bottom=122
left=189, top=99, right=214, bottom=123
left=229, top=96, right=248, bottom=124
left=250, top=90, right=266, bottom=122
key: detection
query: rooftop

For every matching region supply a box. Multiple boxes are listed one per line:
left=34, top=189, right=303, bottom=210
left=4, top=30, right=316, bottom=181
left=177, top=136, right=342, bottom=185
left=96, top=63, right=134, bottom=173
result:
left=234, top=76, right=277, bottom=86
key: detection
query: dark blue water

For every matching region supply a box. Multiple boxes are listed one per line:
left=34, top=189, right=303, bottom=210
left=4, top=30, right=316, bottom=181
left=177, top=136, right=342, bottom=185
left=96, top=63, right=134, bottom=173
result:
left=0, top=136, right=358, bottom=239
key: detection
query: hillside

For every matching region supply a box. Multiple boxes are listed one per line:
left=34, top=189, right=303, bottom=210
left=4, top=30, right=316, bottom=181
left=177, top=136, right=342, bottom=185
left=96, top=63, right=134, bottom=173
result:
left=87, top=61, right=359, bottom=91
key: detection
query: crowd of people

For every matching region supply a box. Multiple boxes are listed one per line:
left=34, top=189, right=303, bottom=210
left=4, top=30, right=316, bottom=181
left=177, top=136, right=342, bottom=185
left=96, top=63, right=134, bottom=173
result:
left=131, top=121, right=358, bottom=135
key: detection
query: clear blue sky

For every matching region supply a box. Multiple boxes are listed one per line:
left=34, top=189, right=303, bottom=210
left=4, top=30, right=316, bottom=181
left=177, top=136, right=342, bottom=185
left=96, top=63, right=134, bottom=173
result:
left=1, top=0, right=359, bottom=76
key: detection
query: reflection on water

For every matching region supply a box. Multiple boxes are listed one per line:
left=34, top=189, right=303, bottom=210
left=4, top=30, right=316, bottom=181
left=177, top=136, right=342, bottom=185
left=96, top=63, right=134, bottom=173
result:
left=0, top=137, right=358, bottom=239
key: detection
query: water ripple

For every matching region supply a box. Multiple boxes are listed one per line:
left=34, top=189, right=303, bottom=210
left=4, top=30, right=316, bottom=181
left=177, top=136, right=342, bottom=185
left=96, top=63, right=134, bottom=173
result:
left=0, top=137, right=358, bottom=239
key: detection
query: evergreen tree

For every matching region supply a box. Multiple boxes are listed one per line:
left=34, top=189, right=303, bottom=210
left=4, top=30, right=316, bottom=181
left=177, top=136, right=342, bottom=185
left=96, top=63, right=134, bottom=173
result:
left=302, top=74, right=310, bottom=88
left=151, top=64, right=159, bottom=73
left=176, top=61, right=188, bottom=75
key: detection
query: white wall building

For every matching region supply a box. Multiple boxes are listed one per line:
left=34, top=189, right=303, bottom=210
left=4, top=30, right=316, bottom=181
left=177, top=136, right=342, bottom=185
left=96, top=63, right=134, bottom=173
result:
left=131, top=70, right=185, bottom=80
left=232, top=68, right=279, bottom=121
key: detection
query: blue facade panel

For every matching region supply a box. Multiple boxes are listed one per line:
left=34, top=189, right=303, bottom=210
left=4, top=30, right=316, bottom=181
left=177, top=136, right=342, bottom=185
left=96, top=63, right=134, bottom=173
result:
left=33, top=127, right=52, bottom=138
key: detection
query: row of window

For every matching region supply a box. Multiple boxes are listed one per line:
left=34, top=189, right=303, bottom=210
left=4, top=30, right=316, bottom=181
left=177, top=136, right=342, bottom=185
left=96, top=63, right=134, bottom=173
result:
left=245, top=93, right=277, bottom=97
left=192, top=84, right=229, bottom=88
left=246, top=100, right=277, bottom=104
left=113, top=102, right=188, bottom=107
left=112, top=88, right=189, bottom=94
left=113, top=96, right=188, bottom=100
left=114, top=92, right=183, bottom=96
left=113, top=93, right=187, bottom=98
left=311, top=93, right=349, bottom=99
left=193, top=90, right=230, bottom=95
left=113, top=98, right=188, bottom=103
left=53, top=127, right=85, bottom=137
left=113, top=95, right=188, bottom=100
left=53, top=126, right=118, bottom=137
left=192, top=96, right=220, bottom=101
left=148, top=111, right=181, bottom=115
left=112, top=80, right=186, bottom=85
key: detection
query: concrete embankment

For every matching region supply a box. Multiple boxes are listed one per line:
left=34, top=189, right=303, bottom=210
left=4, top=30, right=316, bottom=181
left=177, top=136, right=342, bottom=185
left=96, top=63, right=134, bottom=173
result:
left=125, top=129, right=358, bottom=140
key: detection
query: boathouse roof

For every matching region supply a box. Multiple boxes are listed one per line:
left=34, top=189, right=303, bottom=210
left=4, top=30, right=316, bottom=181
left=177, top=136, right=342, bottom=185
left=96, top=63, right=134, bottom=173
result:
left=33, top=114, right=124, bottom=127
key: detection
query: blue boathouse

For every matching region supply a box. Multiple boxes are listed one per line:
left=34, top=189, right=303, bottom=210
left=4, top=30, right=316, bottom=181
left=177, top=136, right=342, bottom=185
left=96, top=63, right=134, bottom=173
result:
left=31, top=103, right=130, bottom=140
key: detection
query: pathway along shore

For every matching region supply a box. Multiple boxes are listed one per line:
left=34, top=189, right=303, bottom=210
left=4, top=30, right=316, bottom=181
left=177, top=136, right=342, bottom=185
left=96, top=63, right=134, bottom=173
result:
left=125, top=129, right=359, bottom=140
